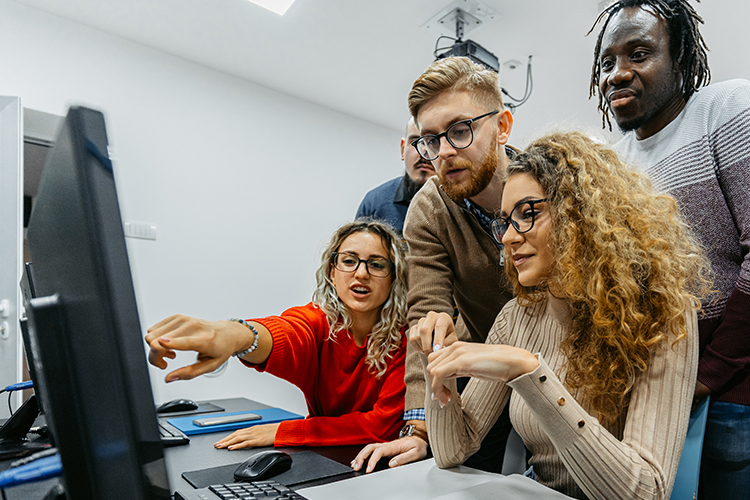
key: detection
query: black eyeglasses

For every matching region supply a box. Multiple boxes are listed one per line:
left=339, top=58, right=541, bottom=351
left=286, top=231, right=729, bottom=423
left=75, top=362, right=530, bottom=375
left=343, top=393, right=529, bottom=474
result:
left=490, top=198, right=549, bottom=244
left=332, top=252, right=393, bottom=278
left=411, top=110, right=500, bottom=161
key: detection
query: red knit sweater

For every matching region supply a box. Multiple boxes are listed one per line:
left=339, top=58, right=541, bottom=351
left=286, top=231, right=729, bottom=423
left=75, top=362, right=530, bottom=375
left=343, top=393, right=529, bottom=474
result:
left=245, top=303, right=406, bottom=447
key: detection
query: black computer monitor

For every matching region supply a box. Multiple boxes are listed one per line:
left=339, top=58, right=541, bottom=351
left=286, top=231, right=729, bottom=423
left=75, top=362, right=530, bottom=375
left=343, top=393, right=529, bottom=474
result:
left=19, top=262, right=41, bottom=399
left=25, top=106, right=170, bottom=499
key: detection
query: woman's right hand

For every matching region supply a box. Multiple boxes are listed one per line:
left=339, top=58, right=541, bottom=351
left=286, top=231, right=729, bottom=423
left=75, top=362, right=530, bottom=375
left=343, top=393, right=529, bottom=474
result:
left=145, top=315, right=252, bottom=382
left=408, top=311, right=458, bottom=355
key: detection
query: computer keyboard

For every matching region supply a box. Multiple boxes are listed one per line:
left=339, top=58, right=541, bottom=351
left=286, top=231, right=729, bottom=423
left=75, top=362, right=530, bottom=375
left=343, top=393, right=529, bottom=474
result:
left=158, top=421, right=190, bottom=447
left=174, top=480, right=308, bottom=500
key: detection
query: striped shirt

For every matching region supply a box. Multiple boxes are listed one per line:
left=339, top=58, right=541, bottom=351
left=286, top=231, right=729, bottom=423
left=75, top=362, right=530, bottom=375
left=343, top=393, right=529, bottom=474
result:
left=615, top=79, right=750, bottom=405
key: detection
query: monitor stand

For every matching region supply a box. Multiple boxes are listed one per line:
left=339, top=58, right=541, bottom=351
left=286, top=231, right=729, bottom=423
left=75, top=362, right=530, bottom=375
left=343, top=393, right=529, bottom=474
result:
left=0, top=394, right=51, bottom=460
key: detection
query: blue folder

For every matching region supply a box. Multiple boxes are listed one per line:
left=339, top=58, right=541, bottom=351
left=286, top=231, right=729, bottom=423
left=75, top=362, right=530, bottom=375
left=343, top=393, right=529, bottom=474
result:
left=167, top=408, right=304, bottom=436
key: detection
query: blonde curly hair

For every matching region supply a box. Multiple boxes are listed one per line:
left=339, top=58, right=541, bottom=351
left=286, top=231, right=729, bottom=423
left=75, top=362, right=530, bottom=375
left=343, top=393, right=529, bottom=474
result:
left=312, top=219, right=409, bottom=379
left=505, top=131, right=712, bottom=423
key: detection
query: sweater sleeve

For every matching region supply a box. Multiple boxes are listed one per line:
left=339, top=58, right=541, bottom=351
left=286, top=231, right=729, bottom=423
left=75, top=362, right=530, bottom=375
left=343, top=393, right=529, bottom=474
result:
left=246, top=304, right=325, bottom=396
left=273, top=338, right=407, bottom=447
left=699, top=84, right=750, bottom=394
left=506, top=309, right=698, bottom=500
left=403, top=183, right=459, bottom=413
left=426, top=311, right=514, bottom=466
left=428, top=304, right=698, bottom=500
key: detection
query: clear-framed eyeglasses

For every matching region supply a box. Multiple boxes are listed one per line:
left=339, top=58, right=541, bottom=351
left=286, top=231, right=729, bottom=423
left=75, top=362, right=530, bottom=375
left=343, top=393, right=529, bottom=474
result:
left=490, top=198, right=549, bottom=244
left=332, top=252, right=393, bottom=278
left=411, top=110, right=500, bottom=161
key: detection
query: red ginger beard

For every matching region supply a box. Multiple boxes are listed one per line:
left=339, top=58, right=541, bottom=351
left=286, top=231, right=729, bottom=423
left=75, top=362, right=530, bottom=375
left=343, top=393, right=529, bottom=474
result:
left=438, top=145, right=499, bottom=201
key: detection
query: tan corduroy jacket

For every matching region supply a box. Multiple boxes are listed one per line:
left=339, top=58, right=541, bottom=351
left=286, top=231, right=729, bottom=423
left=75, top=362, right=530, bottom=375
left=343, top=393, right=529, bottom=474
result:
left=402, top=169, right=515, bottom=412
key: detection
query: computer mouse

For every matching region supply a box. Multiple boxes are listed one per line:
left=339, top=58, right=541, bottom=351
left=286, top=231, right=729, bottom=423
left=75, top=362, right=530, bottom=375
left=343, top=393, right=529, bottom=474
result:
left=233, top=450, right=293, bottom=482
left=156, top=398, right=199, bottom=414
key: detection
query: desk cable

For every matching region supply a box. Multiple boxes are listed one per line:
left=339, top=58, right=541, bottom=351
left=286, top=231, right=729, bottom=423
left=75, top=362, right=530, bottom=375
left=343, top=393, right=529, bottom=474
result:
left=0, top=382, right=34, bottom=416
left=0, top=451, right=62, bottom=493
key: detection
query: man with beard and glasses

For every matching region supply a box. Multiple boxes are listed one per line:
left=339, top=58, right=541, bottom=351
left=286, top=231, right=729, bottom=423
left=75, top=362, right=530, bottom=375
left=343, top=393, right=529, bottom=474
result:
left=356, top=118, right=436, bottom=235
left=351, top=56, right=519, bottom=474
left=590, top=1, right=750, bottom=497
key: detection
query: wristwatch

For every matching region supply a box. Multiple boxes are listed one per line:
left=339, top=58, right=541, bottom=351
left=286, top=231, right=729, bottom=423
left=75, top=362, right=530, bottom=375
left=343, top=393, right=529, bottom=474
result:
left=399, top=423, right=429, bottom=444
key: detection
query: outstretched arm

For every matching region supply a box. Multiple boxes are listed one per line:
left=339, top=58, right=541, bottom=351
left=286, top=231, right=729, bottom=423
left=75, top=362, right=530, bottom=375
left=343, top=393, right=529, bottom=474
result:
left=145, top=314, right=272, bottom=382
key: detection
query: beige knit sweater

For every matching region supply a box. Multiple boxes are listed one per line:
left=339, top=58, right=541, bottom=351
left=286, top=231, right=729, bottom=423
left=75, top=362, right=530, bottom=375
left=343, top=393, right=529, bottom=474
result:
left=426, top=294, right=698, bottom=500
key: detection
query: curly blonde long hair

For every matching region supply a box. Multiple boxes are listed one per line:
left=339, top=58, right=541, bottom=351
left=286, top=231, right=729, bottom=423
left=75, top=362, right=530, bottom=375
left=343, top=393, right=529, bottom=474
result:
left=312, top=219, right=409, bottom=378
left=505, top=131, right=712, bottom=423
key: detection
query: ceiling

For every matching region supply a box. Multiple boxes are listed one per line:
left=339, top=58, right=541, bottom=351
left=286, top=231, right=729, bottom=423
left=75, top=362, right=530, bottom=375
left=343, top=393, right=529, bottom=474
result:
left=11, top=0, right=618, bottom=132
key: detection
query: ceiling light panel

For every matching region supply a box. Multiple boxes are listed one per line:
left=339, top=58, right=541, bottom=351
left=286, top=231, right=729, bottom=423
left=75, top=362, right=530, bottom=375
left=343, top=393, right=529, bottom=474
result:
left=247, top=0, right=296, bottom=16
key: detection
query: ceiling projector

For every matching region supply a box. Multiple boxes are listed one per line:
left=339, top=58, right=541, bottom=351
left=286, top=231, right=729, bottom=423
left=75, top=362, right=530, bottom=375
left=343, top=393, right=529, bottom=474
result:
left=436, top=39, right=499, bottom=73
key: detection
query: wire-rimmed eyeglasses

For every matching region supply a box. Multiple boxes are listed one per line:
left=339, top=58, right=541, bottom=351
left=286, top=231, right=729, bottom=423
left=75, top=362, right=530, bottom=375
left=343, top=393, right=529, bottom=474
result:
left=490, top=198, right=549, bottom=244
left=332, top=252, right=393, bottom=278
left=411, top=110, right=500, bottom=161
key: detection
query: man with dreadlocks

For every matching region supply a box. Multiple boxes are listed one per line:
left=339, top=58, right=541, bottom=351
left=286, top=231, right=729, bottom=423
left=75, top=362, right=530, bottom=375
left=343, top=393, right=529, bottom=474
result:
left=590, top=1, right=750, bottom=497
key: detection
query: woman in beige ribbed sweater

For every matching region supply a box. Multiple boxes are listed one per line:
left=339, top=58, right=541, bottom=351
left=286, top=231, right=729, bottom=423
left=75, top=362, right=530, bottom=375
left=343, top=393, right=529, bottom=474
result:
left=411, top=131, right=712, bottom=500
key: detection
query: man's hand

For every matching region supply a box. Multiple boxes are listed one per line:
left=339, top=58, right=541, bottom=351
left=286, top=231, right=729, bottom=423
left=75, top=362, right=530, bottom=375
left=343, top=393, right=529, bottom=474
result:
left=213, top=423, right=280, bottom=450
left=408, top=311, right=459, bottom=354
left=351, top=436, right=428, bottom=473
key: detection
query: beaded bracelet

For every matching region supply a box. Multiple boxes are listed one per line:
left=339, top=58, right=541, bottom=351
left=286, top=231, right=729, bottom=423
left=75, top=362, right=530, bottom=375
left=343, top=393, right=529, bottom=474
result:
left=228, top=318, right=259, bottom=357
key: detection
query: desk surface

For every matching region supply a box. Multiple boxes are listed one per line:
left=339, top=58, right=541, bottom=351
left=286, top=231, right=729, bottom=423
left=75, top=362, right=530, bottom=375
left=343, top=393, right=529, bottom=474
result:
left=163, top=397, right=273, bottom=489
left=299, top=458, right=573, bottom=500
left=2, top=397, right=569, bottom=499
left=0, top=397, right=373, bottom=499
left=164, top=397, right=371, bottom=493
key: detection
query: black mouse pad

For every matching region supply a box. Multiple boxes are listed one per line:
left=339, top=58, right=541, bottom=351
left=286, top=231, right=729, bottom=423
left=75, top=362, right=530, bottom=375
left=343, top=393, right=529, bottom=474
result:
left=181, top=450, right=352, bottom=488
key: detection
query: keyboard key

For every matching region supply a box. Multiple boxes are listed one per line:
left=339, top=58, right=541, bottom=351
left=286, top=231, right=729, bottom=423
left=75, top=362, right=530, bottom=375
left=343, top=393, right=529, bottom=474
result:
left=179, top=480, right=307, bottom=500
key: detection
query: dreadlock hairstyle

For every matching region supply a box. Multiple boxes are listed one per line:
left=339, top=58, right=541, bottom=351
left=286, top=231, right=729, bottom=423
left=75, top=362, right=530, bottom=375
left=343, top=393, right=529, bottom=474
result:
left=588, top=0, right=711, bottom=130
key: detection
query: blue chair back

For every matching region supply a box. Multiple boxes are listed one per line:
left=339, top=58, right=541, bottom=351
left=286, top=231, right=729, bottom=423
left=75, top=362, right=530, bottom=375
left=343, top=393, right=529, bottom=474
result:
left=670, top=396, right=710, bottom=500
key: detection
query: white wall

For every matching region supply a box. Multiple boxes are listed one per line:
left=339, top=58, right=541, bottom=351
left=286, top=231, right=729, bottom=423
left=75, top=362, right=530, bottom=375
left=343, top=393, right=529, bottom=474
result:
left=3, top=0, right=749, bottom=417
left=0, top=0, right=403, bottom=415
left=0, top=97, right=23, bottom=419
left=693, top=2, right=750, bottom=83
left=500, top=0, right=750, bottom=149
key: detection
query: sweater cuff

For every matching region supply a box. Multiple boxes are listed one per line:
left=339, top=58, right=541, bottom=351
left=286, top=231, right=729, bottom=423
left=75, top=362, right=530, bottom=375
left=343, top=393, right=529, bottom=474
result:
left=698, top=285, right=750, bottom=392
left=507, top=355, right=592, bottom=448
left=273, top=419, right=304, bottom=447
left=236, top=315, right=292, bottom=373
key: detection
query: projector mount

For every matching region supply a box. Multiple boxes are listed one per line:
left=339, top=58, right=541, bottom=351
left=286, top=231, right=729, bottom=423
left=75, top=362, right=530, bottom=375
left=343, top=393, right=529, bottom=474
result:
left=432, top=8, right=533, bottom=112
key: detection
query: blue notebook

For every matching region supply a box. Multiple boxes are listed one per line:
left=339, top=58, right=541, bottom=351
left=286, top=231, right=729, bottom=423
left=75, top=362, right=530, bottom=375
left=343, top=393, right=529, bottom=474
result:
left=167, top=408, right=304, bottom=436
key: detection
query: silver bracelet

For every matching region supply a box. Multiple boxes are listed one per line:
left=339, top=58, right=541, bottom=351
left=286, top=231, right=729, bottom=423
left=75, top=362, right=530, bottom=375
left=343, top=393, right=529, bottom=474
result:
left=229, top=318, right=259, bottom=357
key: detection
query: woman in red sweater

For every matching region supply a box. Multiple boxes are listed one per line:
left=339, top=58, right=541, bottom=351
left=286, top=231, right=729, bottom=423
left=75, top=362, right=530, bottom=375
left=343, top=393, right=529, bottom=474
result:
left=145, top=219, right=408, bottom=448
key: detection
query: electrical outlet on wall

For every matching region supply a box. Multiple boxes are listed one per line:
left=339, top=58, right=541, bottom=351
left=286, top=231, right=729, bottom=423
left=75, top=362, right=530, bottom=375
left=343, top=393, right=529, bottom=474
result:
left=123, top=221, right=157, bottom=241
